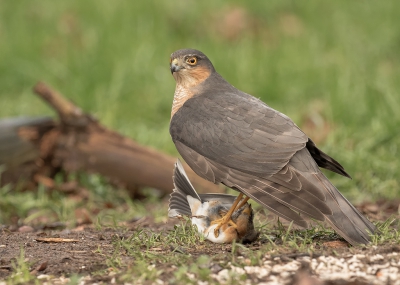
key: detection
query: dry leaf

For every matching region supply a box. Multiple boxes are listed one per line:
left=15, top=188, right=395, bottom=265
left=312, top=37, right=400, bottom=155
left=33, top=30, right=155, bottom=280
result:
left=30, top=260, right=48, bottom=274
left=35, top=237, right=79, bottom=243
left=322, top=240, right=349, bottom=248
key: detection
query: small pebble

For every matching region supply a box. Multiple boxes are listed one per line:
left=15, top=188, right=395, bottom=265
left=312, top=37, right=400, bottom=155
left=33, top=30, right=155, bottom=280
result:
left=18, top=226, right=34, bottom=233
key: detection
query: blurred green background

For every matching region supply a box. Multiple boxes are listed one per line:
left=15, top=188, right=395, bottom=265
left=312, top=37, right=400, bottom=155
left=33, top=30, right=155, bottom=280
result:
left=1, top=0, right=399, bottom=202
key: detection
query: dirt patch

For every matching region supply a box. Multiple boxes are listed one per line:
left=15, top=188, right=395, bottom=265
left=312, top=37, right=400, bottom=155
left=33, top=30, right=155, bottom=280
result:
left=0, top=227, right=115, bottom=280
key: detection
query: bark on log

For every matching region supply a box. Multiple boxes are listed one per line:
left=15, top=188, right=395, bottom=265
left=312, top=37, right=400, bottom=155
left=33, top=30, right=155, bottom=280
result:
left=0, top=82, right=223, bottom=196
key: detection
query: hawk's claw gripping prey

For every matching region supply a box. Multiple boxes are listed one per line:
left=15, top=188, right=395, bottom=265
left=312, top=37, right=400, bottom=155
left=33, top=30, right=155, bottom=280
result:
left=210, top=192, right=244, bottom=238
left=168, top=160, right=259, bottom=244
left=168, top=48, right=376, bottom=245
left=210, top=217, right=237, bottom=238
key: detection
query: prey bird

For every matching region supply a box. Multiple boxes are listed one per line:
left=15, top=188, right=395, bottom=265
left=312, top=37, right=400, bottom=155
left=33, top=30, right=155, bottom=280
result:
left=169, top=159, right=258, bottom=243
left=169, top=49, right=376, bottom=245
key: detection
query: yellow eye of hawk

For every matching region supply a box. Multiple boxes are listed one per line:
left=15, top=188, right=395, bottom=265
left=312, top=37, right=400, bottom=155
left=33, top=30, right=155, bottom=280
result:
left=186, top=57, right=197, bottom=65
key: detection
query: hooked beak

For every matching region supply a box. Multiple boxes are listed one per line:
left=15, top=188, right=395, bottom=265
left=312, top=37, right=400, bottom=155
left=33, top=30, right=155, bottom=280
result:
left=170, top=58, right=182, bottom=74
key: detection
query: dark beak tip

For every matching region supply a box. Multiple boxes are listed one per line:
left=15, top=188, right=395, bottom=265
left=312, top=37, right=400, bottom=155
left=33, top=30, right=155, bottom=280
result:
left=170, top=65, right=178, bottom=74
left=170, top=63, right=183, bottom=74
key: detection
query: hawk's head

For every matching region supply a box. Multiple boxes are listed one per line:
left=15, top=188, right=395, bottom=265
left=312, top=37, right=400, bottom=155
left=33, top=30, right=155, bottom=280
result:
left=170, top=49, right=215, bottom=87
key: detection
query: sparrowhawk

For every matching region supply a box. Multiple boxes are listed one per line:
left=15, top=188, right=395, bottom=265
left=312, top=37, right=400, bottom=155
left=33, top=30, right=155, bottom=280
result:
left=169, top=49, right=376, bottom=245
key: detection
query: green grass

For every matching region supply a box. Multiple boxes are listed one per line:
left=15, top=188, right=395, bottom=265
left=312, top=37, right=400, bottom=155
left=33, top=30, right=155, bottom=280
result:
left=1, top=0, right=399, bottom=202
left=5, top=248, right=35, bottom=285
left=1, top=10, right=400, bottom=285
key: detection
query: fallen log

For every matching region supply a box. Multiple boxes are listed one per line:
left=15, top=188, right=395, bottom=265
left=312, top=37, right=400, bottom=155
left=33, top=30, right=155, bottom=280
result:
left=0, top=82, right=223, bottom=196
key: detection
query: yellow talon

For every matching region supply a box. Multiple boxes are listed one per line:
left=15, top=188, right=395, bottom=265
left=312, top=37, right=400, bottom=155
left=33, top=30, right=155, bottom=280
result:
left=209, top=193, right=244, bottom=238
left=211, top=217, right=238, bottom=238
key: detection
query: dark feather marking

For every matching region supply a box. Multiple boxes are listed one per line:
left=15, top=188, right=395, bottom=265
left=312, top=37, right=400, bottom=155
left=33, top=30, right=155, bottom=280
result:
left=306, top=139, right=351, bottom=179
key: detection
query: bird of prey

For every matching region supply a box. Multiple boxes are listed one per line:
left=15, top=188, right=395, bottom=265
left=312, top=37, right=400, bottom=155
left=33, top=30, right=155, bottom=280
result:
left=169, top=159, right=258, bottom=243
left=169, top=49, right=376, bottom=245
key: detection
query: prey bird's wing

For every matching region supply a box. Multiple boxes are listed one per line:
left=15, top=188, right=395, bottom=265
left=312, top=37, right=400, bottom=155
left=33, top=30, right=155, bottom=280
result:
left=169, top=160, right=200, bottom=217
left=173, top=159, right=202, bottom=201
left=170, top=91, right=375, bottom=245
left=198, top=194, right=237, bottom=206
left=169, top=159, right=237, bottom=218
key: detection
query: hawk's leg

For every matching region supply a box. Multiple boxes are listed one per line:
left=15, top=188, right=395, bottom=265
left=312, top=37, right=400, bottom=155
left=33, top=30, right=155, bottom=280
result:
left=211, top=193, right=244, bottom=238
left=235, top=196, right=250, bottom=211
